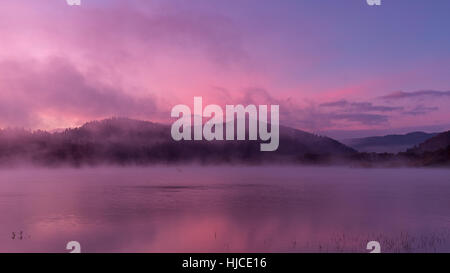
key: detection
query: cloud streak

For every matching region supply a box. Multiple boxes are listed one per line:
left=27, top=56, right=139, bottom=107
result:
left=403, top=105, right=439, bottom=116
left=320, top=100, right=403, bottom=112
left=381, top=90, right=450, bottom=100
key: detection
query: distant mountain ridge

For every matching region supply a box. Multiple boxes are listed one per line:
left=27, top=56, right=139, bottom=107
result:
left=0, top=118, right=448, bottom=167
left=399, top=131, right=450, bottom=166
left=342, top=132, right=438, bottom=153
left=407, top=131, right=450, bottom=154
left=0, top=118, right=355, bottom=166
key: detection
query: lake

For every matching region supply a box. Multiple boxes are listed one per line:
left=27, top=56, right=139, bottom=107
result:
left=0, top=166, right=449, bottom=253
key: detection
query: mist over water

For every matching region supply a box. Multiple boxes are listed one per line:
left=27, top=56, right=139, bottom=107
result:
left=1, top=166, right=450, bottom=253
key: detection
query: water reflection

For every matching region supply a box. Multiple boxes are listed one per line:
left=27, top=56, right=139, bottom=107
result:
left=1, top=167, right=450, bottom=252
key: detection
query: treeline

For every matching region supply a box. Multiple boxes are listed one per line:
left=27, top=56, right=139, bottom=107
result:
left=0, top=118, right=448, bottom=167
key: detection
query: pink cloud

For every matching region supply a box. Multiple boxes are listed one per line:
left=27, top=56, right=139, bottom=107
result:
left=0, top=0, right=448, bottom=134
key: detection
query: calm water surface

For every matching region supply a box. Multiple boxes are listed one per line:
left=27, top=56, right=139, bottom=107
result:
left=0, top=166, right=449, bottom=252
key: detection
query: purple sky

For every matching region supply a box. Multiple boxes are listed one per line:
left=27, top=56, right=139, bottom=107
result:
left=0, top=0, right=449, bottom=138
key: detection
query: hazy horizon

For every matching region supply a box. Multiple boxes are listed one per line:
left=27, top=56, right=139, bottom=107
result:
left=0, top=116, right=449, bottom=141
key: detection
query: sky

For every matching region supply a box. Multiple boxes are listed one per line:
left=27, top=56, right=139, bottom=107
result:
left=0, top=0, right=449, bottom=138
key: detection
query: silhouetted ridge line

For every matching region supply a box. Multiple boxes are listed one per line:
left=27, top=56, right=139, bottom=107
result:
left=342, top=132, right=438, bottom=153
left=0, top=118, right=448, bottom=167
left=0, top=118, right=355, bottom=166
